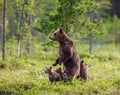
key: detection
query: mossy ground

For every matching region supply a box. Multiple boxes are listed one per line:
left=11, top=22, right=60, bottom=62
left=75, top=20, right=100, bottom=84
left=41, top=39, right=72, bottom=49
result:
left=0, top=43, right=120, bottom=95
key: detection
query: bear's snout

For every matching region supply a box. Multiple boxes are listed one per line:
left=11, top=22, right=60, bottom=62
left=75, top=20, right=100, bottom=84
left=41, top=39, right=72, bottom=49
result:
left=49, top=36, right=52, bottom=39
left=49, top=36, right=55, bottom=41
left=49, top=36, right=53, bottom=40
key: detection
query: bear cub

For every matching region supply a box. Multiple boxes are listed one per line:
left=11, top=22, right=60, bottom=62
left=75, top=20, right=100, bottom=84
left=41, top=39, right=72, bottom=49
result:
left=79, top=60, right=88, bottom=80
left=45, top=67, right=62, bottom=83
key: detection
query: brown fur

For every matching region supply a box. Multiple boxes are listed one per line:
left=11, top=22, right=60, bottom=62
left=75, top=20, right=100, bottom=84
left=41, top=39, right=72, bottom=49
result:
left=45, top=67, right=61, bottom=82
left=0, top=63, right=5, bottom=69
left=55, top=67, right=67, bottom=80
left=79, top=60, right=88, bottom=80
left=55, top=67, right=63, bottom=77
left=49, top=28, right=80, bottom=80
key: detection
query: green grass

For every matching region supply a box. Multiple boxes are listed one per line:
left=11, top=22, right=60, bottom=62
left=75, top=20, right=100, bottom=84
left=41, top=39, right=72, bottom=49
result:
left=0, top=43, right=120, bottom=95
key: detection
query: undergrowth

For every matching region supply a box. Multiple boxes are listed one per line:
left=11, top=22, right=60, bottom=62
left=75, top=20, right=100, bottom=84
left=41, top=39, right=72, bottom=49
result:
left=0, top=43, right=120, bottom=95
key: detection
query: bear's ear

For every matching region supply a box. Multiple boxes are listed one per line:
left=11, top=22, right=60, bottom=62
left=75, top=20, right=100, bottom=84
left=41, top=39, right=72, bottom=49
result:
left=70, top=41, right=73, bottom=46
left=50, top=67, right=52, bottom=70
left=81, top=60, right=84, bottom=63
left=59, top=67, right=61, bottom=70
left=59, top=28, right=63, bottom=34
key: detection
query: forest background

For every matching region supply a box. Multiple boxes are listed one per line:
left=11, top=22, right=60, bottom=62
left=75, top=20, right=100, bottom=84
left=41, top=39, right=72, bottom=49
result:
left=0, top=0, right=120, bottom=95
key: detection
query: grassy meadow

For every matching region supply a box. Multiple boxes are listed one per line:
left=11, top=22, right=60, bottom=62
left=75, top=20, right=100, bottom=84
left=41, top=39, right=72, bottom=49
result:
left=0, top=42, right=120, bottom=95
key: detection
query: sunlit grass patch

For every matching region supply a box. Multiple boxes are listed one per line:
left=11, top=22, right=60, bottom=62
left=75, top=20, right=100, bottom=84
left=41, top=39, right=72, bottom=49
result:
left=0, top=44, right=120, bottom=95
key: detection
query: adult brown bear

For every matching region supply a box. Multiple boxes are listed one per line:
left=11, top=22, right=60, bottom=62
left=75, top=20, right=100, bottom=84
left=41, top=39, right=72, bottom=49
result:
left=49, top=28, right=80, bottom=80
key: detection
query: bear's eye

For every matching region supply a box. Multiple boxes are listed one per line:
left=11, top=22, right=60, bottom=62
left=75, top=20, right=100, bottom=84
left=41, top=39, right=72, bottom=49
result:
left=54, top=33, right=56, bottom=36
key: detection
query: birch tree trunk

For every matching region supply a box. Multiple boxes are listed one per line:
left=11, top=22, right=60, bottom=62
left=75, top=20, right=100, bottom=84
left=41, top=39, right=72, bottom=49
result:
left=16, top=2, right=24, bottom=59
left=16, top=35, right=21, bottom=58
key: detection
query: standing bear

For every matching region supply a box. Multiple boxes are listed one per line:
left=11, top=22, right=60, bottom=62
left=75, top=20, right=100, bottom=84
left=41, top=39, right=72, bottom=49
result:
left=49, top=28, right=81, bottom=80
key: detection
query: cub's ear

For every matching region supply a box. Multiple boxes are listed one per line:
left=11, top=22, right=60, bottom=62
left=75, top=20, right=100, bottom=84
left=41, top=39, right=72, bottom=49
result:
left=59, top=67, right=62, bottom=70
left=70, top=41, right=73, bottom=46
left=59, top=28, right=63, bottom=34
left=80, top=60, right=84, bottom=63
left=50, top=67, right=52, bottom=69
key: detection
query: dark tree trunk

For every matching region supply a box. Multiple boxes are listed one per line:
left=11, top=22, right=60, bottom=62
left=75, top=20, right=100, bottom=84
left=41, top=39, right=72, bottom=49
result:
left=0, top=25, right=2, bottom=49
left=26, top=15, right=32, bottom=56
left=0, top=9, right=2, bottom=48
left=2, top=0, right=7, bottom=60
left=110, top=0, right=120, bottom=18
left=8, top=17, right=16, bottom=56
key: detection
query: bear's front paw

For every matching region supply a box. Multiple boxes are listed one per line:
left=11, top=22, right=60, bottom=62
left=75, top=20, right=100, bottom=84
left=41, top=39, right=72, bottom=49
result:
left=52, top=63, right=57, bottom=66
left=58, top=59, right=62, bottom=65
left=57, top=62, right=62, bottom=65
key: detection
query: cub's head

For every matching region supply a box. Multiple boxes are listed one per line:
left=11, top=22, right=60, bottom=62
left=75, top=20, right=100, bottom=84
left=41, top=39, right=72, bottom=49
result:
left=49, top=28, right=66, bottom=42
left=80, top=60, right=88, bottom=69
left=45, top=67, right=52, bottom=74
left=55, top=67, right=62, bottom=74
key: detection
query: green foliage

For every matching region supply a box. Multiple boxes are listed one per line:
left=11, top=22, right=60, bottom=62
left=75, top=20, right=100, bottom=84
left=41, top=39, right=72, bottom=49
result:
left=14, top=0, right=34, bottom=36
left=0, top=0, right=3, bottom=8
left=99, top=16, right=120, bottom=43
left=33, top=0, right=58, bottom=35
left=35, top=0, right=102, bottom=39
left=99, top=0, right=113, bottom=19
left=1, top=0, right=120, bottom=94
left=33, top=18, right=54, bottom=35
left=51, top=0, right=98, bottom=30
left=79, top=17, right=102, bottom=38
left=15, top=0, right=34, bottom=17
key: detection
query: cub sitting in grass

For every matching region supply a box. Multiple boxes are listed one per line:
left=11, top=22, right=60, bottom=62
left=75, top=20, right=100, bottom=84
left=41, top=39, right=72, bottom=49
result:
left=79, top=60, right=88, bottom=80
left=45, top=67, right=62, bottom=83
